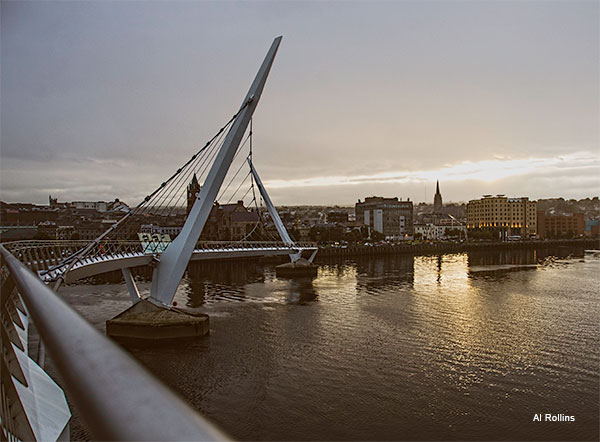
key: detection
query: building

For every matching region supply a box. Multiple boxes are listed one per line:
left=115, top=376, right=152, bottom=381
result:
left=0, top=226, right=38, bottom=242
left=327, top=211, right=349, bottom=224
left=72, top=201, right=108, bottom=212
left=74, top=221, right=105, bottom=241
left=72, top=219, right=118, bottom=240
left=56, top=225, right=76, bottom=240
left=109, top=199, right=130, bottom=213
left=433, top=180, right=443, bottom=214
left=70, top=199, right=129, bottom=214
left=355, top=196, right=413, bottom=237
left=141, top=224, right=183, bottom=238
left=466, top=195, right=537, bottom=239
left=537, top=211, right=585, bottom=239
left=0, top=202, right=59, bottom=226
left=187, top=174, right=201, bottom=216
left=585, top=219, right=600, bottom=237
left=414, top=223, right=467, bottom=241
left=49, top=196, right=128, bottom=214
left=37, top=221, right=58, bottom=239
left=200, top=201, right=261, bottom=241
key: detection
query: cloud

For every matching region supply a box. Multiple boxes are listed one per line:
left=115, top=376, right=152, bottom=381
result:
left=263, top=151, right=599, bottom=189
left=2, top=150, right=597, bottom=206
left=1, top=1, right=598, bottom=206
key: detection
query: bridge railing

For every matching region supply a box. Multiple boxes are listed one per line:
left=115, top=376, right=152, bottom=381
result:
left=3, top=240, right=90, bottom=272
left=2, top=240, right=318, bottom=275
left=194, top=240, right=317, bottom=250
left=2, top=240, right=148, bottom=277
left=0, top=244, right=230, bottom=441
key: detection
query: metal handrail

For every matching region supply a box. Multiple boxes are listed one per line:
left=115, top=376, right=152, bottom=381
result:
left=0, top=245, right=230, bottom=441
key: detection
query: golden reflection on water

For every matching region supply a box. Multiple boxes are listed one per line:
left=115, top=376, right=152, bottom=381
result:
left=413, top=253, right=473, bottom=296
left=412, top=254, right=488, bottom=390
left=410, top=252, right=561, bottom=393
left=109, top=250, right=598, bottom=441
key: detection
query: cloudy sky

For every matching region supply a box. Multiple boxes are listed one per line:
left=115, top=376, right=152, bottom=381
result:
left=1, top=1, right=598, bottom=206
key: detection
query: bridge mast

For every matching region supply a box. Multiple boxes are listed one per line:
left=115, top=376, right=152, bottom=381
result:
left=150, top=37, right=282, bottom=306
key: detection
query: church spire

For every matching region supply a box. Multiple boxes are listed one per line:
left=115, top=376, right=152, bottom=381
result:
left=433, top=180, right=443, bottom=214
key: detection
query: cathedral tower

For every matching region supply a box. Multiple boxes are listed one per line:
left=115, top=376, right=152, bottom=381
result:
left=433, top=180, right=443, bottom=214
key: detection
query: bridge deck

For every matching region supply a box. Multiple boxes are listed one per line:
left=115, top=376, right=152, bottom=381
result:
left=1, top=241, right=317, bottom=283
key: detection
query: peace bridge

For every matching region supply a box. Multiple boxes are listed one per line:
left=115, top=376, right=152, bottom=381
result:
left=1, top=36, right=312, bottom=441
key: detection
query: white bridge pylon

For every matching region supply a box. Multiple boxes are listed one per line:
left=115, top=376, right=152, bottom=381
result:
left=149, top=36, right=306, bottom=306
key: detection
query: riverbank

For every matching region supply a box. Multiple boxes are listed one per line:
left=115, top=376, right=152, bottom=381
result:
left=315, top=238, right=599, bottom=259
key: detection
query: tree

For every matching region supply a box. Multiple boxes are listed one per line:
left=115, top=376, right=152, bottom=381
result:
left=370, top=231, right=385, bottom=241
left=343, top=229, right=363, bottom=243
left=310, top=225, right=344, bottom=243
left=289, top=228, right=301, bottom=242
left=467, top=228, right=497, bottom=241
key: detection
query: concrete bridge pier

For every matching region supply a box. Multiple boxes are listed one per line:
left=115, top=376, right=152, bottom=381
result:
left=106, top=298, right=209, bottom=342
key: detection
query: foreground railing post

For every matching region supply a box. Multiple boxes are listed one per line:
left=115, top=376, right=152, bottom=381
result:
left=1, top=259, right=69, bottom=441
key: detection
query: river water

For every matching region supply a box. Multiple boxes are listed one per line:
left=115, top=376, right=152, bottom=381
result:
left=56, top=246, right=599, bottom=441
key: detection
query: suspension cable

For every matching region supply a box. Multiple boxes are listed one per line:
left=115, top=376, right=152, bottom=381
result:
left=46, top=102, right=250, bottom=287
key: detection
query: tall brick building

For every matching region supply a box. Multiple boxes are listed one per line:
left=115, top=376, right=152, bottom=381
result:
left=537, top=212, right=585, bottom=239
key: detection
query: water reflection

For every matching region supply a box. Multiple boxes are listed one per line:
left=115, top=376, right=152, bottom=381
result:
left=61, top=247, right=599, bottom=441
left=466, top=246, right=587, bottom=279
left=181, top=260, right=265, bottom=307
left=467, top=246, right=585, bottom=268
left=185, top=275, right=206, bottom=307
left=286, top=277, right=318, bottom=304
left=413, top=253, right=471, bottom=295
left=175, top=246, right=593, bottom=310
left=353, top=254, right=415, bottom=294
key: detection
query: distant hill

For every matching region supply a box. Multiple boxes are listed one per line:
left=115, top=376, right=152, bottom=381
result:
left=536, top=197, right=600, bottom=218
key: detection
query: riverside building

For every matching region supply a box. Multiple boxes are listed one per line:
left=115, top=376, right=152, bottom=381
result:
left=355, top=196, right=413, bottom=238
left=466, top=195, right=537, bottom=239
left=537, top=211, right=585, bottom=239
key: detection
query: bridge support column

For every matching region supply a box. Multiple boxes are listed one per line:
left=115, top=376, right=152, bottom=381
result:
left=122, top=268, right=140, bottom=305
left=248, top=159, right=318, bottom=276
left=247, top=159, right=301, bottom=262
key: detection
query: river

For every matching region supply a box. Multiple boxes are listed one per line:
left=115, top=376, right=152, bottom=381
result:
left=54, top=246, right=599, bottom=441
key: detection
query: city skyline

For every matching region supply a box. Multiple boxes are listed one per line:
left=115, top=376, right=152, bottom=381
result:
left=1, top=1, right=598, bottom=206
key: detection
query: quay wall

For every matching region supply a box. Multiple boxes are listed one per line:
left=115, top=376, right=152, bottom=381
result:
left=314, top=238, right=600, bottom=259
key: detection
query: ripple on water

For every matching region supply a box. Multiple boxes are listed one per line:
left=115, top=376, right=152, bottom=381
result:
left=57, top=250, right=599, bottom=441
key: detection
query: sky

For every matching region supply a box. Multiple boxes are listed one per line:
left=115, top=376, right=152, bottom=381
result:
left=1, top=0, right=598, bottom=206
